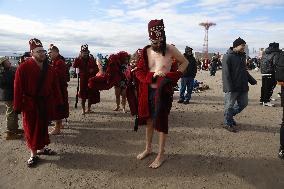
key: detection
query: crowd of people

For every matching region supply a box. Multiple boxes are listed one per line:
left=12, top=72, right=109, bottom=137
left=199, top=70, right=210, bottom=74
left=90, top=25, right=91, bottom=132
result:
left=0, top=19, right=284, bottom=169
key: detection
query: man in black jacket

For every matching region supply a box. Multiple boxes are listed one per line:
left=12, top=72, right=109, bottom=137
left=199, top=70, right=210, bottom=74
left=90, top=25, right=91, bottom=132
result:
left=260, top=42, right=280, bottom=107
left=178, top=46, right=197, bottom=104
left=279, top=82, right=284, bottom=159
left=222, top=38, right=257, bottom=132
left=0, top=57, right=23, bottom=140
left=210, top=54, right=218, bottom=76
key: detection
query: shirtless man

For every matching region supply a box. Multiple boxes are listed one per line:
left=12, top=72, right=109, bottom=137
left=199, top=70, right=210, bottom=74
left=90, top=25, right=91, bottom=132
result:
left=135, top=19, right=189, bottom=168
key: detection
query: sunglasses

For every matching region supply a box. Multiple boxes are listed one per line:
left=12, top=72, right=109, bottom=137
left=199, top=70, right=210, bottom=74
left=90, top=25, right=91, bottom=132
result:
left=35, top=50, right=47, bottom=54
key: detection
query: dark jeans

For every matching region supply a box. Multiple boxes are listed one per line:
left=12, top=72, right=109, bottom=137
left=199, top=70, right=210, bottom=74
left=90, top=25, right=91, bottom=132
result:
left=179, top=77, right=194, bottom=101
left=260, top=75, right=276, bottom=103
left=210, top=66, right=217, bottom=76
left=280, top=86, right=284, bottom=148
left=224, top=92, right=248, bottom=126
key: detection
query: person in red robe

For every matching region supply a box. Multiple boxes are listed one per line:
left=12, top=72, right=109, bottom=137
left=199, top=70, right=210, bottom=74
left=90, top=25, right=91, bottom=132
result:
left=48, top=44, right=69, bottom=135
left=135, top=20, right=189, bottom=169
left=113, top=51, right=129, bottom=113
left=73, top=44, right=99, bottom=115
left=14, top=38, right=62, bottom=167
left=125, top=49, right=142, bottom=116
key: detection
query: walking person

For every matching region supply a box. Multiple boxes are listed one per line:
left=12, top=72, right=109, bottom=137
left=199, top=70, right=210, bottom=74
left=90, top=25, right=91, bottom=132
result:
left=14, top=38, right=62, bottom=167
left=222, top=37, right=257, bottom=132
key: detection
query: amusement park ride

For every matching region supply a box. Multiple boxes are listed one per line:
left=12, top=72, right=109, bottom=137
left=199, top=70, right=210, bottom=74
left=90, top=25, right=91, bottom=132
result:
left=199, top=22, right=216, bottom=60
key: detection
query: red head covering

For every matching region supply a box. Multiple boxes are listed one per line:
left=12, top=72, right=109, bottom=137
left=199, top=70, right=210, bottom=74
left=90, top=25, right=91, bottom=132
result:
left=148, top=19, right=165, bottom=41
left=29, top=38, right=44, bottom=51
left=81, top=44, right=90, bottom=52
left=117, top=51, right=129, bottom=64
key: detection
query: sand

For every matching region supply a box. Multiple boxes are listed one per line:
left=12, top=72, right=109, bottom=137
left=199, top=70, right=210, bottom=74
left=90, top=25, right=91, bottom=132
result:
left=0, top=70, right=284, bottom=189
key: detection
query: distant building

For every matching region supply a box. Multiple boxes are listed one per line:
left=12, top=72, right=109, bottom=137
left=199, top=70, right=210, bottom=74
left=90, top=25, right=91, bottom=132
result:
left=259, top=48, right=265, bottom=59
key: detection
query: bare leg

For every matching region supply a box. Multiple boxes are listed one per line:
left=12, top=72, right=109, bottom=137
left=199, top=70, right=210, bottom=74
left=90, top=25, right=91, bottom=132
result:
left=49, top=120, right=62, bottom=135
left=149, top=132, right=167, bottom=168
left=114, top=87, right=121, bottom=111
left=86, top=99, right=93, bottom=113
left=121, top=88, right=127, bottom=113
left=31, top=150, right=37, bottom=157
left=81, top=99, right=86, bottom=115
left=137, top=119, right=153, bottom=160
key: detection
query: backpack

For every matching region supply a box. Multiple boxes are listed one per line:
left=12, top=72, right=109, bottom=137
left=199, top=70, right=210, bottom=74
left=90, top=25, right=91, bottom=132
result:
left=260, top=53, right=275, bottom=74
left=275, top=51, right=284, bottom=82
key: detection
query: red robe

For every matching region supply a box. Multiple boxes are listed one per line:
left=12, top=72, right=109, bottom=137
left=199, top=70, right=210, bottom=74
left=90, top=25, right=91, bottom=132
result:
left=135, top=45, right=182, bottom=134
left=125, top=66, right=138, bottom=116
left=88, top=54, right=122, bottom=91
left=73, top=56, right=100, bottom=104
left=14, top=58, right=62, bottom=151
left=51, top=56, right=69, bottom=120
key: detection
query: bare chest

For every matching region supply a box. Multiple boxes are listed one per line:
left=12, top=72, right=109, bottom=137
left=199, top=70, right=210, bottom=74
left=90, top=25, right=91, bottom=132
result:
left=148, top=50, right=173, bottom=73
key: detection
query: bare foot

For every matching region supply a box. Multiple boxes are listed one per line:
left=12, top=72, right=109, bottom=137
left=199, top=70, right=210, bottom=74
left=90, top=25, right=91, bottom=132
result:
left=149, top=155, right=165, bottom=169
left=122, top=108, right=127, bottom=113
left=49, top=128, right=61, bottom=135
left=137, top=149, right=152, bottom=160
left=113, top=107, right=120, bottom=111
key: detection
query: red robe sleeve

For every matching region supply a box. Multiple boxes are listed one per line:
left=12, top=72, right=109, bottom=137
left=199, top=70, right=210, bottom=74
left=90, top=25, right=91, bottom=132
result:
left=51, top=67, right=63, bottom=111
left=135, top=46, right=154, bottom=84
left=73, top=57, right=80, bottom=68
left=13, top=66, right=23, bottom=112
left=55, top=59, right=68, bottom=87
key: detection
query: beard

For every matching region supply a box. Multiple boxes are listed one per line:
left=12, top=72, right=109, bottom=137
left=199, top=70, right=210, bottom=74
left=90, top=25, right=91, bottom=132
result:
left=152, top=45, right=162, bottom=53
left=34, top=54, right=46, bottom=63
left=82, top=54, right=89, bottom=60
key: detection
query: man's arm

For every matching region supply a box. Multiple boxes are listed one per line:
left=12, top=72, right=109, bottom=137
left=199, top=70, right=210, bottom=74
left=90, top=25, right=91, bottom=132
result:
left=170, top=45, right=189, bottom=73
left=13, top=67, right=23, bottom=113
left=135, top=47, right=155, bottom=84
left=222, top=55, right=233, bottom=91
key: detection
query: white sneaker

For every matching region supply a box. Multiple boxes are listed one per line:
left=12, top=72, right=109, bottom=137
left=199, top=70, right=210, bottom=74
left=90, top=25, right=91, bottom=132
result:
left=263, top=102, right=275, bottom=107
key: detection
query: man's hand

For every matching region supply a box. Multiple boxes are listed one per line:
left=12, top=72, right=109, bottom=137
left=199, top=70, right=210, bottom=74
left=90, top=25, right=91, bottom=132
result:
left=131, top=67, right=137, bottom=72
left=154, top=71, right=166, bottom=78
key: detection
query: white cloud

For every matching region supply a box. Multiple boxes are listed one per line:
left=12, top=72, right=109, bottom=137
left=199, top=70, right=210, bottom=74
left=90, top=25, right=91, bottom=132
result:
left=0, top=0, right=283, bottom=56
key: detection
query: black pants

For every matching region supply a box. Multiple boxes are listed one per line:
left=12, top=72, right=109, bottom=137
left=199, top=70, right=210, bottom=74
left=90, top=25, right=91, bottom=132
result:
left=260, top=75, right=276, bottom=103
left=280, top=86, right=284, bottom=148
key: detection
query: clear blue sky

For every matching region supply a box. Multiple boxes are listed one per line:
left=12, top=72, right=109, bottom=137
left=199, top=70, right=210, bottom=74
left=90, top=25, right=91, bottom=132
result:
left=0, top=0, right=283, bottom=56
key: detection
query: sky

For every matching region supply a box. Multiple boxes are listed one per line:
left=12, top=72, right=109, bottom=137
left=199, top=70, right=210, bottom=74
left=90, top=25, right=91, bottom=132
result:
left=0, top=0, right=284, bottom=57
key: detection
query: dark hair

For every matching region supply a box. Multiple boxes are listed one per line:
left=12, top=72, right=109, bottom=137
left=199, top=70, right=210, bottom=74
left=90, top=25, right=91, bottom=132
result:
left=161, top=20, right=166, bottom=56
left=50, top=46, right=59, bottom=52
